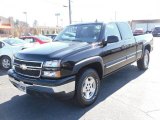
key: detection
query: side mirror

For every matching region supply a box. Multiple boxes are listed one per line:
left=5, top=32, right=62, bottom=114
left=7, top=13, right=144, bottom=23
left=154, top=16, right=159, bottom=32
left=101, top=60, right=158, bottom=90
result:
left=103, top=35, right=119, bottom=46
left=107, top=35, right=119, bottom=43
left=0, top=43, right=3, bottom=48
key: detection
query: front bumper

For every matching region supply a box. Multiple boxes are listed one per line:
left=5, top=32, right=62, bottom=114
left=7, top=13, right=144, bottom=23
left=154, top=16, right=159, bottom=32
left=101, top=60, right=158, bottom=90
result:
left=8, top=69, right=75, bottom=99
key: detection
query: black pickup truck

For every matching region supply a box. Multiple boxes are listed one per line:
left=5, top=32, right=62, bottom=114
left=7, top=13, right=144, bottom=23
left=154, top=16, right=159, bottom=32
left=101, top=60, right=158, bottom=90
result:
left=8, top=22, right=153, bottom=106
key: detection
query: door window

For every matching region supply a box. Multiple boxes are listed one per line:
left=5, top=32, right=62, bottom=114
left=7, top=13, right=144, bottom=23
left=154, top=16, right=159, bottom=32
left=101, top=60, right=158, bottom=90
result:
left=23, top=38, right=35, bottom=43
left=105, top=23, right=121, bottom=41
left=117, top=22, right=133, bottom=40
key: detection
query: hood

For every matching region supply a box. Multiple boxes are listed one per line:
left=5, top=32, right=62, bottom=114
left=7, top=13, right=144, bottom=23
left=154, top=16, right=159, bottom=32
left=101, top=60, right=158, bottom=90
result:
left=10, top=43, right=25, bottom=49
left=11, top=43, right=33, bottom=49
left=22, top=43, right=38, bottom=49
left=15, top=41, right=91, bottom=61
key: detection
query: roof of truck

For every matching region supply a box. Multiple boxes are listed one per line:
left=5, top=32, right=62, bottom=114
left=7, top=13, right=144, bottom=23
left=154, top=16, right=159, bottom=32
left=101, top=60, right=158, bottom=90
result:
left=70, top=21, right=129, bottom=26
left=70, top=22, right=104, bottom=26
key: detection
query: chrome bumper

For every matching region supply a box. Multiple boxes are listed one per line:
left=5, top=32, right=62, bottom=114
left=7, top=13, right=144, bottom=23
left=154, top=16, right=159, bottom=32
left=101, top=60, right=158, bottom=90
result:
left=9, top=76, right=75, bottom=95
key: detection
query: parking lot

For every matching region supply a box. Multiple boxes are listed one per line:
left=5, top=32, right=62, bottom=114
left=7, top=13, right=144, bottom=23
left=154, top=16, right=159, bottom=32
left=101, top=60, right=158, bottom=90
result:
left=0, top=38, right=160, bottom=120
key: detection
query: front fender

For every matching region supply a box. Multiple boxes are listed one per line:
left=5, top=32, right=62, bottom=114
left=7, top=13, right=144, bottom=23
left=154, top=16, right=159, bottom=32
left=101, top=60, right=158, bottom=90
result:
left=72, top=56, right=104, bottom=75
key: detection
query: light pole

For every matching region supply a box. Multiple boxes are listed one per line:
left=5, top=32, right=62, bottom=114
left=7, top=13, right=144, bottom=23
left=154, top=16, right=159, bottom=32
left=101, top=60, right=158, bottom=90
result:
left=23, top=12, right=28, bottom=35
left=114, top=11, right=117, bottom=21
left=55, top=13, right=60, bottom=27
left=23, top=12, right=27, bottom=26
left=55, top=13, right=60, bottom=33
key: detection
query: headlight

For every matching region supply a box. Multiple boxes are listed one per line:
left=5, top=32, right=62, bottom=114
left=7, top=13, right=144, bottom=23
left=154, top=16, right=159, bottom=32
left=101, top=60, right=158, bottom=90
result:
left=42, top=60, right=61, bottom=78
left=43, top=60, right=60, bottom=68
left=42, top=71, right=61, bottom=78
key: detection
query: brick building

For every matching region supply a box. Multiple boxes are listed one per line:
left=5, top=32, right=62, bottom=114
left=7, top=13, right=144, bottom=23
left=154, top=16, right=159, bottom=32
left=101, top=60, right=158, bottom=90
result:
left=0, top=16, right=14, bottom=37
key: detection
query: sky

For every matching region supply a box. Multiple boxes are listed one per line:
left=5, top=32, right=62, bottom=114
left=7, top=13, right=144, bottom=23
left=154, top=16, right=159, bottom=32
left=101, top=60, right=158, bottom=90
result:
left=0, top=0, right=160, bottom=27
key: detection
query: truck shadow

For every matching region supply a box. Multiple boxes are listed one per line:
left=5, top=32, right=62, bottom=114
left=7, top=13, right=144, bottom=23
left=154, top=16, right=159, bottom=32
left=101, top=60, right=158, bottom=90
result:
left=0, top=69, right=8, bottom=76
left=0, top=65, right=145, bottom=120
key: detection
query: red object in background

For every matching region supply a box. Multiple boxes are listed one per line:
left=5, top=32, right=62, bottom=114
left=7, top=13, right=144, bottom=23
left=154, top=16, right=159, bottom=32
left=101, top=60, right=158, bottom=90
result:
left=133, top=28, right=144, bottom=36
left=20, top=36, right=52, bottom=44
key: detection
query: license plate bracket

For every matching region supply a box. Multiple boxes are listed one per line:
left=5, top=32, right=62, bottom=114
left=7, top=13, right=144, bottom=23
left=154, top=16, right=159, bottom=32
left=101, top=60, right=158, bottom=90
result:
left=17, top=82, right=26, bottom=92
left=9, top=77, right=26, bottom=92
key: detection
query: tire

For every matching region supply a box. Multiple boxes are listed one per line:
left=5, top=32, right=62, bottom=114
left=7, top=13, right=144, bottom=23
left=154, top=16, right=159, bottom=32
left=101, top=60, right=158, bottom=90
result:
left=75, top=68, right=100, bottom=107
left=137, top=49, right=150, bottom=70
left=0, top=56, right=12, bottom=70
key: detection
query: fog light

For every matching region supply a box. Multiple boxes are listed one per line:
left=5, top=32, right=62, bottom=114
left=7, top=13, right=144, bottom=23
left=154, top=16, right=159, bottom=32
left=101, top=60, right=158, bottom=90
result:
left=42, top=71, right=61, bottom=78
left=12, top=65, right=15, bottom=70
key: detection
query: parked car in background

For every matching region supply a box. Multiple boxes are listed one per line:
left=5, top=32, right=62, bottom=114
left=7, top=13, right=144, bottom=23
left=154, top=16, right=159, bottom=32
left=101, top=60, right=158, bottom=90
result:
left=145, top=30, right=152, bottom=34
left=152, top=27, right=160, bottom=37
left=0, top=38, right=30, bottom=70
left=133, top=28, right=144, bottom=36
left=45, top=34, right=57, bottom=40
left=20, top=35, right=52, bottom=44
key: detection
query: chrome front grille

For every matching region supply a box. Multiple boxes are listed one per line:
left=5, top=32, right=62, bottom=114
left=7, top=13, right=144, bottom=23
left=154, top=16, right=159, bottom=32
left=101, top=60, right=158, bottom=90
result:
left=13, top=59, right=43, bottom=78
left=14, top=59, right=42, bottom=68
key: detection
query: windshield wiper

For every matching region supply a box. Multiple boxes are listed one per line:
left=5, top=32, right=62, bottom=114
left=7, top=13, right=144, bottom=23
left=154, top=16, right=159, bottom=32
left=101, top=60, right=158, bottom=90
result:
left=54, top=39, right=72, bottom=41
left=71, top=40, right=83, bottom=42
left=54, top=39, right=84, bottom=42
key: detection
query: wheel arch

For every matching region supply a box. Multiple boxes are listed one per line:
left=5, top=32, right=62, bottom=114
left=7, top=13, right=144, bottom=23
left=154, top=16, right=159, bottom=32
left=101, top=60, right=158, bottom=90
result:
left=73, top=56, right=104, bottom=80
left=0, top=55, right=12, bottom=61
left=144, top=44, right=151, bottom=53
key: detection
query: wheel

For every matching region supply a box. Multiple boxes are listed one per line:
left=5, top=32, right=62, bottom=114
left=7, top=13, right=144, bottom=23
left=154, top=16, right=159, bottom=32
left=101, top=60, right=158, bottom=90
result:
left=0, top=56, right=11, bottom=70
left=137, top=49, right=150, bottom=70
left=75, top=68, right=100, bottom=107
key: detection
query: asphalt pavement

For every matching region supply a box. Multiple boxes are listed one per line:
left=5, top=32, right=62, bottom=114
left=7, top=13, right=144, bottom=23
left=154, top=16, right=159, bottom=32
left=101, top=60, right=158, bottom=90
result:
left=0, top=38, right=160, bottom=120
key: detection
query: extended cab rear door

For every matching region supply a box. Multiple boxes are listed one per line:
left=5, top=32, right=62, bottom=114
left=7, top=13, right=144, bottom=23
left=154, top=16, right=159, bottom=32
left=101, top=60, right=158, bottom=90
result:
left=117, top=22, right=137, bottom=64
left=102, top=23, right=128, bottom=75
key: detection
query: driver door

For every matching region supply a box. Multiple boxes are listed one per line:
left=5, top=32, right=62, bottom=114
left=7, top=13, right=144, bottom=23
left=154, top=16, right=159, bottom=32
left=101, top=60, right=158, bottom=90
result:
left=102, top=23, right=127, bottom=75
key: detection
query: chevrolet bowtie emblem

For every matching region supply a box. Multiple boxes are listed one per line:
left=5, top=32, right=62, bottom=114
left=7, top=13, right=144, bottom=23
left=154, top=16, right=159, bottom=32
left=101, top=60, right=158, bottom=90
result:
left=20, top=64, right=27, bottom=70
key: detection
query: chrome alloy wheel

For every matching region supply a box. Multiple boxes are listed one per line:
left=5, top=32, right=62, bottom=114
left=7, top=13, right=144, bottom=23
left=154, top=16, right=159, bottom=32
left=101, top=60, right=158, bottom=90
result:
left=2, top=58, right=11, bottom=69
left=144, top=51, right=149, bottom=68
left=82, top=76, right=97, bottom=100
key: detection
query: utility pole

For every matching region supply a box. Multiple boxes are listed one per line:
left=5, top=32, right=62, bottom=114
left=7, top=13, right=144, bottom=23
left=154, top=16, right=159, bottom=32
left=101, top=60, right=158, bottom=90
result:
left=69, top=0, right=72, bottom=24
left=63, top=0, right=72, bottom=24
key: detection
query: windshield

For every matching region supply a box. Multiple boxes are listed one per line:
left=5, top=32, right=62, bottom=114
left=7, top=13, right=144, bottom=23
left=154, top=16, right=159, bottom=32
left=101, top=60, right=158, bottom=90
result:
left=154, top=27, right=160, bottom=31
left=55, top=24, right=102, bottom=43
left=3, top=38, right=26, bottom=46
